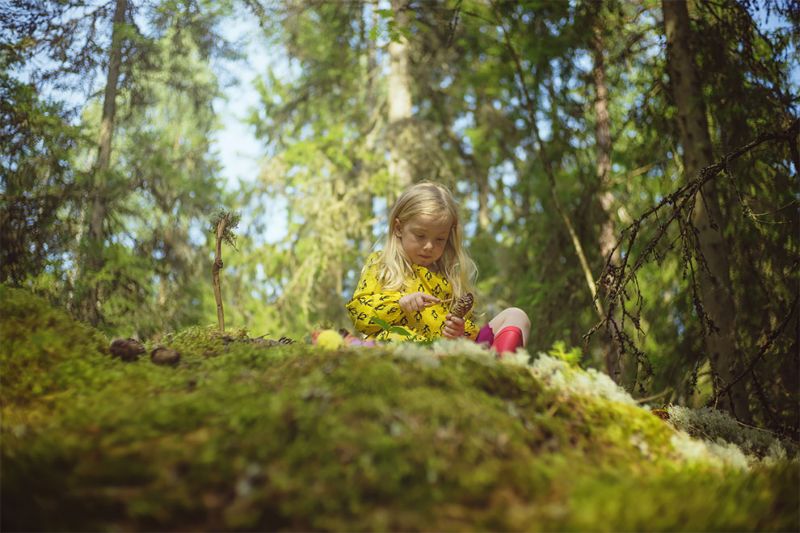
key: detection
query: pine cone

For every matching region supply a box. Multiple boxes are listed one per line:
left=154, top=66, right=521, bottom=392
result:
left=450, top=292, right=474, bottom=318
left=110, top=338, right=145, bottom=362
left=150, top=346, right=181, bottom=366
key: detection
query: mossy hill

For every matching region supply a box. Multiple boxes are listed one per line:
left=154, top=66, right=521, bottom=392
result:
left=2, top=286, right=798, bottom=531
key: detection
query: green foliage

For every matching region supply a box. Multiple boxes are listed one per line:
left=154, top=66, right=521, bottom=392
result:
left=546, top=340, right=583, bottom=367
left=2, top=289, right=798, bottom=531
left=0, top=59, right=87, bottom=285
left=209, top=209, right=241, bottom=247
left=369, top=315, right=416, bottom=340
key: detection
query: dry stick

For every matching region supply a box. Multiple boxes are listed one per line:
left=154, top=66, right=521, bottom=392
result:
left=212, top=218, right=227, bottom=333
left=491, top=1, right=604, bottom=327
left=635, top=388, right=673, bottom=404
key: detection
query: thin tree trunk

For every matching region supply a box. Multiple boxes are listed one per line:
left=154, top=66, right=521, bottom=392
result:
left=477, top=171, right=490, bottom=232
left=358, top=1, right=380, bottom=252
left=83, top=0, right=127, bottom=325
left=592, top=25, right=615, bottom=263
left=663, top=0, right=751, bottom=421
left=388, top=0, right=413, bottom=192
left=591, top=10, right=630, bottom=387
left=476, top=97, right=490, bottom=234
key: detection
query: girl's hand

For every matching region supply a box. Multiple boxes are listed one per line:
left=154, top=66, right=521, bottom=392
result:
left=443, top=314, right=465, bottom=339
left=399, top=292, right=440, bottom=314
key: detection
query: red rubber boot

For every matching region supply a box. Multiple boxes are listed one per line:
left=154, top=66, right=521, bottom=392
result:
left=491, top=326, right=524, bottom=356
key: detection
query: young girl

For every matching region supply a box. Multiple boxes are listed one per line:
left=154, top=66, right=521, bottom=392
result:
left=346, top=182, right=530, bottom=355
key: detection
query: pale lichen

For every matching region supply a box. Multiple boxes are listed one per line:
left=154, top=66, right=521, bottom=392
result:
left=667, top=404, right=795, bottom=466
left=529, top=353, right=638, bottom=406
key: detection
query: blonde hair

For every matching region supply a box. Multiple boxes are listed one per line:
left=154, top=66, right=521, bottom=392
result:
left=375, top=182, right=476, bottom=299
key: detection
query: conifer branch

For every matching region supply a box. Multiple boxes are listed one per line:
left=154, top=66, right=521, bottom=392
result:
left=585, top=120, right=798, bottom=388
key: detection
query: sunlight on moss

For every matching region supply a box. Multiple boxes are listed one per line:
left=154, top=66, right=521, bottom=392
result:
left=2, top=288, right=798, bottom=531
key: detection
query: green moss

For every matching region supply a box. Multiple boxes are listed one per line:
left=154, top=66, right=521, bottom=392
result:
left=158, top=324, right=249, bottom=360
left=1, top=289, right=798, bottom=531
left=0, top=285, right=108, bottom=402
left=564, top=464, right=800, bottom=532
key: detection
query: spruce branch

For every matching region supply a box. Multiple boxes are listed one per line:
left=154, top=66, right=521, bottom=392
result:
left=707, top=289, right=798, bottom=410
left=584, top=119, right=799, bottom=391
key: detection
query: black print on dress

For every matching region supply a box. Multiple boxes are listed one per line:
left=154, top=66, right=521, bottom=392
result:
left=414, top=310, right=422, bottom=321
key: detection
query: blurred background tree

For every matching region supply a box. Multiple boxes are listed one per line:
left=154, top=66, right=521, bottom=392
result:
left=2, top=0, right=797, bottom=436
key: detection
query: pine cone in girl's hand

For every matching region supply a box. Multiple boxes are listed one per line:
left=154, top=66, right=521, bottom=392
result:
left=450, top=292, right=474, bottom=318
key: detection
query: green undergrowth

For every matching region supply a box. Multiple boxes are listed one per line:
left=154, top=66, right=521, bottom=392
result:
left=1, top=287, right=798, bottom=531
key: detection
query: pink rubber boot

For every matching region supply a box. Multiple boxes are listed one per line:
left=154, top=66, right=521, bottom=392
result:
left=491, top=326, right=524, bottom=357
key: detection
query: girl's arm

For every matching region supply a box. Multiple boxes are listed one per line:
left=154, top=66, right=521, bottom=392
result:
left=346, top=258, right=405, bottom=336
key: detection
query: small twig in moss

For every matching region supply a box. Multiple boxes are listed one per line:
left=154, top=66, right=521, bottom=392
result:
left=209, top=210, right=241, bottom=334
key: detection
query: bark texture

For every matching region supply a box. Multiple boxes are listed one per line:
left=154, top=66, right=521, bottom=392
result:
left=388, top=0, right=413, bottom=190
left=84, top=0, right=127, bottom=325
left=662, top=0, right=750, bottom=420
left=591, top=15, right=629, bottom=387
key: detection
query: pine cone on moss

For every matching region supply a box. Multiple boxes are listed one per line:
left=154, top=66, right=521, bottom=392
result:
left=110, top=338, right=146, bottom=362
left=151, top=346, right=181, bottom=366
left=450, top=293, right=474, bottom=318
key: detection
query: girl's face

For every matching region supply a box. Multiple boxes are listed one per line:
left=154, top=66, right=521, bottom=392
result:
left=395, top=214, right=452, bottom=267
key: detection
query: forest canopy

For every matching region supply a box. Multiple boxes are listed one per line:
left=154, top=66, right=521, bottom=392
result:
left=1, top=0, right=798, bottom=440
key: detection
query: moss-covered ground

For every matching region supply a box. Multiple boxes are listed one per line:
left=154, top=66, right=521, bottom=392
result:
left=2, top=286, right=798, bottom=531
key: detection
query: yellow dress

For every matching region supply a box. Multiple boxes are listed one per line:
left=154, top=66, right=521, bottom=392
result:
left=346, top=252, right=479, bottom=342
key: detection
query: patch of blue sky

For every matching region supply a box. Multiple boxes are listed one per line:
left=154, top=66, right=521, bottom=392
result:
left=211, top=10, right=269, bottom=191
left=211, top=5, right=294, bottom=247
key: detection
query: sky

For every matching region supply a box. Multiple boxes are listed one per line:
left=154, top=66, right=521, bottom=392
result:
left=210, top=8, right=290, bottom=245
left=211, top=12, right=268, bottom=191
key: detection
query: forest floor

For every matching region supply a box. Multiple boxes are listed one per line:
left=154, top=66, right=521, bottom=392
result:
left=2, top=285, right=799, bottom=531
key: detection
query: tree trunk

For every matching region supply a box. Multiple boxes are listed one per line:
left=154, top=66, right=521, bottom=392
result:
left=387, top=0, right=413, bottom=191
left=592, top=26, right=615, bottom=263
left=662, top=0, right=751, bottom=420
left=468, top=96, right=490, bottom=234
left=83, top=0, right=127, bottom=325
left=591, top=10, right=631, bottom=387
